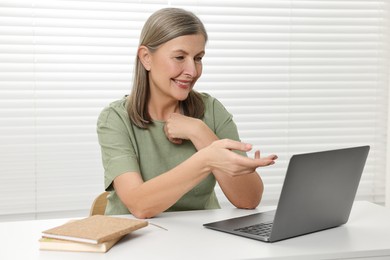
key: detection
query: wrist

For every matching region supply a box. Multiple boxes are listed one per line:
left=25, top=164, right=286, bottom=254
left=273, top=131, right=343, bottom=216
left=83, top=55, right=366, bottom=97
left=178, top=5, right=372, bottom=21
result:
left=187, top=118, right=203, bottom=139
left=195, top=148, right=213, bottom=174
left=189, top=120, right=218, bottom=150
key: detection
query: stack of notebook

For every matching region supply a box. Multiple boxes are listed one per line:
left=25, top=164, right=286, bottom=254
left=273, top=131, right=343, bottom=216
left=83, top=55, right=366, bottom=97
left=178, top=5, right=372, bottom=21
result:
left=39, top=215, right=148, bottom=253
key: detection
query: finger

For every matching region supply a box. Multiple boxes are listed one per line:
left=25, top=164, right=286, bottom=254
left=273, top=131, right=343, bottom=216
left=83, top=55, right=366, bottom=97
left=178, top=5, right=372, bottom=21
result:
left=254, top=150, right=260, bottom=159
left=216, top=139, right=252, bottom=152
left=164, top=122, right=176, bottom=140
left=256, top=159, right=275, bottom=166
left=163, top=123, right=169, bottom=136
left=164, top=126, right=178, bottom=144
left=170, top=138, right=183, bottom=145
left=235, top=153, right=274, bottom=167
left=257, top=154, right=277, bottom=166
left=266, top=154, right=278, bottom=160
left=252, top=155, right=276, bottom=167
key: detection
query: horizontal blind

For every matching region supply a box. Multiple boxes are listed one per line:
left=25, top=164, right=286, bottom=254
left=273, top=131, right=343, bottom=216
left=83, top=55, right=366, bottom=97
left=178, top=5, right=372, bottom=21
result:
left=192, top=0, right=389, bottom=206
left=0, top=0, right=388, bottom=219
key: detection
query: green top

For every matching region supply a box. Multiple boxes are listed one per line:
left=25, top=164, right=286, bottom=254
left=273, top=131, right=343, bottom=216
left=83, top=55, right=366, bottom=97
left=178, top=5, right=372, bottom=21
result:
left=97, top=93, right=244, bottom=215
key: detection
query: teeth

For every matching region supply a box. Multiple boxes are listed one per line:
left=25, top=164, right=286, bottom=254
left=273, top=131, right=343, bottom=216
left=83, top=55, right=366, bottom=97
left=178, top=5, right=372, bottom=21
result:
left=175, top=80, right=190, bottom=86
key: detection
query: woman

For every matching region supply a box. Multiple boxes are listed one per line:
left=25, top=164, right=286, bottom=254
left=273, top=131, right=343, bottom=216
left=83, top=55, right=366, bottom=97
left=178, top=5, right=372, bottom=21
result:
left=97, top=8, right=277, bottom=219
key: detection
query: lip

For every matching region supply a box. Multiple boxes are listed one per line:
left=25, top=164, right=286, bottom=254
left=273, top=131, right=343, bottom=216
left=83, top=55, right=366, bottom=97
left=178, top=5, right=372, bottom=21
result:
left=173, top=79, right=192, bottom=89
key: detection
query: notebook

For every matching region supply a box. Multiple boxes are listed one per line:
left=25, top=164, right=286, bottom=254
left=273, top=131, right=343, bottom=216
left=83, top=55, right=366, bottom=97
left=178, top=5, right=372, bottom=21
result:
left=42, top=215, right=148, bottom=244
left=204, top=145, right=370, bottom=242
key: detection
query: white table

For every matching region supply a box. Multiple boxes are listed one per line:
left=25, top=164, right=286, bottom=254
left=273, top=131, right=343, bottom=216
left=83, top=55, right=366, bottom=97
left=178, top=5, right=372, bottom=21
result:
left=1, top=201, right=390, bottom=260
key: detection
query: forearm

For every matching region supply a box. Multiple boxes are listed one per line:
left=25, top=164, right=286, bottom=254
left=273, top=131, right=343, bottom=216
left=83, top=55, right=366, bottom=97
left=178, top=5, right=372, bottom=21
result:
left=117, top=151, right=210, bottom=219
left=116, top=139, right=274, bottom=218
left=189, top=122, right=264, bottom=208
left=188, top=119, right=218, bottom=150
left=213, top=170, right=264, bottom=209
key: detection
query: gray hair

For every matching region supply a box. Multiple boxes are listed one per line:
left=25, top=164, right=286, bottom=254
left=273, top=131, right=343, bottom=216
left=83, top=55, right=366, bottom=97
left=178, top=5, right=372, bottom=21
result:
left=128, top=8, right=207, bottom=128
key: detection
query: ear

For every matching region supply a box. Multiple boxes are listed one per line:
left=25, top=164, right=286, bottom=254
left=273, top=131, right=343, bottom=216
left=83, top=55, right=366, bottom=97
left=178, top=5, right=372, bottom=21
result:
left=138, top=46, right=152, bottom=71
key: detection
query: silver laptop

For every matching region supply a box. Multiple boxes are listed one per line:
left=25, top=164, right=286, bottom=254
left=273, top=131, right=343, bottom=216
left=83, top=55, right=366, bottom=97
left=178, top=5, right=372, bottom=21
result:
left=204, top=146, right=370, bottom=242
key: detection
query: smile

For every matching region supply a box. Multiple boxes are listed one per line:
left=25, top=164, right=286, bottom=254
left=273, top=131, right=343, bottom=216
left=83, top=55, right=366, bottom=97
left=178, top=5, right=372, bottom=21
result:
left=173, top=79, right=192, bottom=89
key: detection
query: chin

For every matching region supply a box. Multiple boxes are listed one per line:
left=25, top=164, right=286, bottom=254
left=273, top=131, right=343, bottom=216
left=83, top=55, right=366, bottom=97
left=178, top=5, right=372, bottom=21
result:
left=173, top=87, right=192, bottom=101
left=176, top=93, right=190, bottom=101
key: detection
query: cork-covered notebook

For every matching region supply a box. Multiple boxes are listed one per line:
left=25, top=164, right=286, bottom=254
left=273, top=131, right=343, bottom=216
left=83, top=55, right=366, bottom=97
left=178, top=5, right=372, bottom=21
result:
left=42, top=215, right=148, bottom=244
left=39, top=236, right=124, bottom=253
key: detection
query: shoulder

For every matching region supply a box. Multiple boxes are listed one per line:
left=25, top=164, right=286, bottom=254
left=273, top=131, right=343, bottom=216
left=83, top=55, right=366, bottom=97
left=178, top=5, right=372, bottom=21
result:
left=199, top=92, right=224, bottom=109
left=199, top=92, right=230, bottom=115
left=198, top=92, right=214, bottom=103
left=97, top=96, right=128, bottom=126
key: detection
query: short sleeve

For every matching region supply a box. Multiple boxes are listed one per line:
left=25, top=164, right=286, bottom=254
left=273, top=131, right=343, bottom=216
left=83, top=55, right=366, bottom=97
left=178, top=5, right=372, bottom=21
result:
left=97, top=105, right=140, bottom=191
left=202, top=94, right=246, bottom=157
left=212, top=98, right=241, bottom=141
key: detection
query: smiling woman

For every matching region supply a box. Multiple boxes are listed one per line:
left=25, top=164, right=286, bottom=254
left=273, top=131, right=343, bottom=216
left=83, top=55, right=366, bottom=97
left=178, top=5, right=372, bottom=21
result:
left=139, top=34, right=206, bottom=119
left=127, top=8, right=209, bottom=129
left=96, top=8, right=277, bottom=219
left=0, top=1, right=388, bottom=221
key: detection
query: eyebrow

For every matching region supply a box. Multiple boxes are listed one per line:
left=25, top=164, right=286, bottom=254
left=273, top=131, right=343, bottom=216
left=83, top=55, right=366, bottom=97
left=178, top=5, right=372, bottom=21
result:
left=172, top=49, right=205, bottom=56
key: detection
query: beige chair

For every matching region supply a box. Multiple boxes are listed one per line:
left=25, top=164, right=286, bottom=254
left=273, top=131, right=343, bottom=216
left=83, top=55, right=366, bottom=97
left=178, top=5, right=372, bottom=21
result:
left=89, top=191, right=109, bottom=216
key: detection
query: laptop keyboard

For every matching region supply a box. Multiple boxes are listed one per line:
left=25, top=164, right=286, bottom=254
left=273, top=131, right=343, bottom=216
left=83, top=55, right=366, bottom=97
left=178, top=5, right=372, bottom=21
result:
left=234, top=222, right=273, bottom=237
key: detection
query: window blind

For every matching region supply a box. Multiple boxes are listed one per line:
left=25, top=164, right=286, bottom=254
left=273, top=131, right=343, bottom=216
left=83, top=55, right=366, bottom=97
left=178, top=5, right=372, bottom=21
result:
left=0, top=0, right=388, bottom=220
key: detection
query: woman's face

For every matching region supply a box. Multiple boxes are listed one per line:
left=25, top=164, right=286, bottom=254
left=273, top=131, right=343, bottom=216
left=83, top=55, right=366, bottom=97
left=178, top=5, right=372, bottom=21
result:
left=146, top=34, right=206, bottom=102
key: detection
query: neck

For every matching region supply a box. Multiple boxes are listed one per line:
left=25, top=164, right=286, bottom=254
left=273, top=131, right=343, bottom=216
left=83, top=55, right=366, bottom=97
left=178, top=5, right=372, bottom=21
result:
left=148, top=100, right=180, bottom=121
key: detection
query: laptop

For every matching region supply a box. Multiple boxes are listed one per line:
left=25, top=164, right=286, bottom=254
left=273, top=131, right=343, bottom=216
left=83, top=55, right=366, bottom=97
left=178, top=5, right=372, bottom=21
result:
left=204, top=146, right=370, bottom=242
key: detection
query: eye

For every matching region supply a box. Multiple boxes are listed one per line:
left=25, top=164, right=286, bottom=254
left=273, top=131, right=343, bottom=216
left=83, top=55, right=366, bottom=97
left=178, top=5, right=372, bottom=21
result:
left=175, top=56, right=185, bottom=61
left=195, top=56, right=203, bottom=63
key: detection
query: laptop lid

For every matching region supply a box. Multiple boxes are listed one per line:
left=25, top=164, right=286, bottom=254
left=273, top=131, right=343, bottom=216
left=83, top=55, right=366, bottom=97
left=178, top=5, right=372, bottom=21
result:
left=204, top=146, right=370, bottom=242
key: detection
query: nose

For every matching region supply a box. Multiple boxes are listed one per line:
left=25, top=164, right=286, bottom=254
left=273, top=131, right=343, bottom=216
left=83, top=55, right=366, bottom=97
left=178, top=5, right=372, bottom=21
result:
left=183, top=59, right=199, bottom=78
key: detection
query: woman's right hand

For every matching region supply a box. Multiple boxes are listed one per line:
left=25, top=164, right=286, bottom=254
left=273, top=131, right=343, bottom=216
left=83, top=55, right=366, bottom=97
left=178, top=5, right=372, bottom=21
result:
left=202, top=139, right=277, bottom=177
